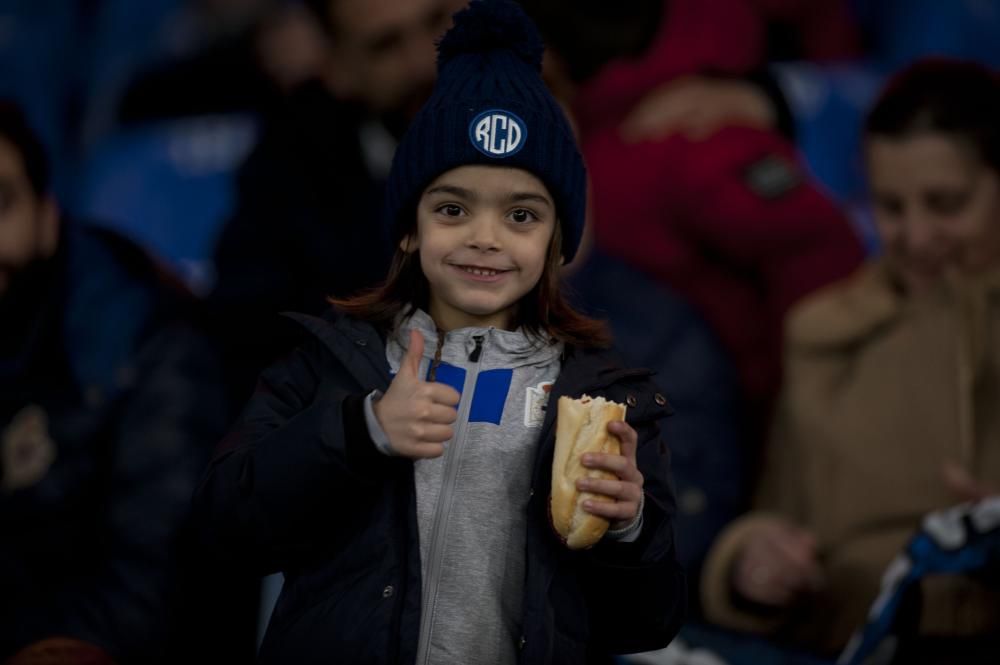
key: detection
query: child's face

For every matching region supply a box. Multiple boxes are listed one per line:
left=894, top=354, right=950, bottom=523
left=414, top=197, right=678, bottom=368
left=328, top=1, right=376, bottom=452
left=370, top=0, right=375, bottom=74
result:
left=407, top=165, right=557, bottom=331
left=868, top=132, right=1000, bottom=292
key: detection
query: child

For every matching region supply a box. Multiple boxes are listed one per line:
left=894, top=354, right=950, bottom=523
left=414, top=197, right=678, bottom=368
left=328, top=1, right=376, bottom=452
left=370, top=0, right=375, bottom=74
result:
left=193, top=2, right=685, bottom=663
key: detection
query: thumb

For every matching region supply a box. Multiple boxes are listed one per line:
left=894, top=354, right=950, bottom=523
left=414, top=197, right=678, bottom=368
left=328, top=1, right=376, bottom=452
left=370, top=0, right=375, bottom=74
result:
left=401, top=329, right=425, bottom=378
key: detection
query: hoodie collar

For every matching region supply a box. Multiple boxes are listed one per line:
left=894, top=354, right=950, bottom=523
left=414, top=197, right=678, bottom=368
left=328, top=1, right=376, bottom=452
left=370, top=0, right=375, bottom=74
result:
left=391, top=307, right=562, bottom=370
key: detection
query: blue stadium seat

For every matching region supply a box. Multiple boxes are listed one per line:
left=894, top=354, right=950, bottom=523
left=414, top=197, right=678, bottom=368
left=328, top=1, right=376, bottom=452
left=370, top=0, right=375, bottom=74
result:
left=770, top=62, right=886, bottom=254
left=74, top=114, right=259, bottom=296
left=853, top=0, right=1000, bottom=68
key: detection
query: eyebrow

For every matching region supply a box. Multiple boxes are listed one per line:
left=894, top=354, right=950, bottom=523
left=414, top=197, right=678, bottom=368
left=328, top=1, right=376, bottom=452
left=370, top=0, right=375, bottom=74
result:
left=424, top=185, right=553, bottom=209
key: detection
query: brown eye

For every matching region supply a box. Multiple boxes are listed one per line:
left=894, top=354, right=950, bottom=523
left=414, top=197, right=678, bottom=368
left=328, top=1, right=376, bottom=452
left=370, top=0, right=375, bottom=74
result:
left=925, top=190, right=969, bottom=216
left=874, top=194, right=903, bottom=219
left=437, top=204, right=463, bottom=217
left=509, top=208, right=535, bottom=224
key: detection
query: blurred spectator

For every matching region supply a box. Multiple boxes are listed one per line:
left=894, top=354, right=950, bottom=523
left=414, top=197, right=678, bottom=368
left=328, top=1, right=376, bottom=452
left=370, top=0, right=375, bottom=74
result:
left=117, top=0, right=328, bottom=127
left=0, top=101, right=227, bottom=663
left=521, top=0, right=865, bottom=446
left=766, top=2, right=1000, bottom=248
left=207, top=0, right=464, bottom=411
left=700, top=60, right=1000, bottom=663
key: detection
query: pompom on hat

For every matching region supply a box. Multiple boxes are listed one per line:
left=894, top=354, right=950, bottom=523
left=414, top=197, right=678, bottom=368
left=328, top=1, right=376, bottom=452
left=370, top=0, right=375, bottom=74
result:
left=382, top=0, right=588, bottom=262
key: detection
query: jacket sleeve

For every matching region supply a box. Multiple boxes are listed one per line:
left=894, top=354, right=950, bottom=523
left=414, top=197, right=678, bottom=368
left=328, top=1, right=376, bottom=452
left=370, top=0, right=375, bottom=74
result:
left=192, top=336, right=397, bottom=575
left=676, top=128, right=864, bottom=319
left=580, top=406, right=687, bottom=654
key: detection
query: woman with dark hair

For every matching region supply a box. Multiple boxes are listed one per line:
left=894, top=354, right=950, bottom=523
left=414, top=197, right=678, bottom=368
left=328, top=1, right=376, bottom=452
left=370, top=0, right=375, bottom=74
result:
left=698, top=59, right=1000, bottom=663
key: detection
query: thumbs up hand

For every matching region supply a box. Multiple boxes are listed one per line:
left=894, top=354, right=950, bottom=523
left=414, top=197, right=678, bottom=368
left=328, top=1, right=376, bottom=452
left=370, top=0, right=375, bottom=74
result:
left=373, top=329, right=461, bottom=458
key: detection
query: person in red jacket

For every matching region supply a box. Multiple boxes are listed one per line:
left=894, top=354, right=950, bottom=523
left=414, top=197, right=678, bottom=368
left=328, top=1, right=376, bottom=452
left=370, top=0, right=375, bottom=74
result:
left=523, top=0, right=865, bottom=444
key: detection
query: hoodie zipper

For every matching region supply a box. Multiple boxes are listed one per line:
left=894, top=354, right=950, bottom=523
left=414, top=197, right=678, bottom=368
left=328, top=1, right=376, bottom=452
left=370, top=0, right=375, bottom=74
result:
left=415, top=332, right=487, bottom=664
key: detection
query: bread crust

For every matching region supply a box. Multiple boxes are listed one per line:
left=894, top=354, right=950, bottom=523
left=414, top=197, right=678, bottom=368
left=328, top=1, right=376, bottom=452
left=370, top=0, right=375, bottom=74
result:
left=549, top=394, right=627, bottom=549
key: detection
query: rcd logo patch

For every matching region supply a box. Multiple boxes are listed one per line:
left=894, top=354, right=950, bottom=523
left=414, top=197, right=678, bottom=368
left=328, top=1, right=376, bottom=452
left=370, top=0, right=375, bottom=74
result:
left=469, top=109, right=527, bottom=157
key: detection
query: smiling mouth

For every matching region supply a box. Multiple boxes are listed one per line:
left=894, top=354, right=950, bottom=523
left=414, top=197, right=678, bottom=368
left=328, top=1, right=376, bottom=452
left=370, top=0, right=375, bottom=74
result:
left=452, top=264, right=512, bottom=277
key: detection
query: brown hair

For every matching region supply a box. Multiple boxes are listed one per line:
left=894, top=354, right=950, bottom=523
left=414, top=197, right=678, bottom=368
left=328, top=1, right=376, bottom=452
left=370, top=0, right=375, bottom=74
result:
left=865, top=58, right=1000, bottom=174
left=331, top=221, right=611, bottom=348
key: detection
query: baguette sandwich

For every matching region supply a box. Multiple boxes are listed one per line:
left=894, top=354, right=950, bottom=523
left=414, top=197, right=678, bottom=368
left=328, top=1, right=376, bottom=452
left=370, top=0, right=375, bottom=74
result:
left=549, top=394, right=627, bottom=549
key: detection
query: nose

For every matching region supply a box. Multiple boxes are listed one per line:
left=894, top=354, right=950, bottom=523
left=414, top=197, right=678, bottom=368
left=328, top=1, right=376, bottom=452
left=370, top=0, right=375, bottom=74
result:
left=900, top=212, right=938, bottom=257
left=466, top=217, right=501, bottom=252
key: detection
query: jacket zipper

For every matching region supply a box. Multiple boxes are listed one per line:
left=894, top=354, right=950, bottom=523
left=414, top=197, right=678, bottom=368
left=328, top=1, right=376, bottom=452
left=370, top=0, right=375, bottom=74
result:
left=414, top=333, right=486, bottom=664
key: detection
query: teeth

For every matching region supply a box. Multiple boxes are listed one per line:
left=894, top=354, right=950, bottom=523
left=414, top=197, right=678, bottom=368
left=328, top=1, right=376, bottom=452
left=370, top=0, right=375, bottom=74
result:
left=462, top=266, right=498, bottom=276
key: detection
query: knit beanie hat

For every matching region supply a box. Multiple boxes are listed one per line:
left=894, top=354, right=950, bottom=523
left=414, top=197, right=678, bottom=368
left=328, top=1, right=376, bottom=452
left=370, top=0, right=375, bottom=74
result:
left=382, top=0, right=588, bottom=262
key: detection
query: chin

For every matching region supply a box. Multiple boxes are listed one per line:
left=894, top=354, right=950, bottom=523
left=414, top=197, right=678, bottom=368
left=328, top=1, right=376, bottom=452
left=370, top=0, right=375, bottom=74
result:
left=460, top=301, right=511, bottom=318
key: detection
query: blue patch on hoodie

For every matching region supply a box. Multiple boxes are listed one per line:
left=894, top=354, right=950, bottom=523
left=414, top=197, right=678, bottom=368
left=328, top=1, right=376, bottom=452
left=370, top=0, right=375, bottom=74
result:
left=469, top=369, right=514, bottom=425
left=427, top=362, right=466, bottom=397
left=417, top=363, right=512, bottom=425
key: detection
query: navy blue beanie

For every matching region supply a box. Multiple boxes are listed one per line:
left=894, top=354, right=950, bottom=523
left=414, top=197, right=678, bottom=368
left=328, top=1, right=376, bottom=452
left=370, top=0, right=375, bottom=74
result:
left=382, top=0, right=587, bottom=263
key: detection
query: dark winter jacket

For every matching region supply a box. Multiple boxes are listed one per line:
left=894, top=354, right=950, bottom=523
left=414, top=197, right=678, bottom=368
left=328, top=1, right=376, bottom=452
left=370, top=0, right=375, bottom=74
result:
left=193, top=310, right=686, bottom=664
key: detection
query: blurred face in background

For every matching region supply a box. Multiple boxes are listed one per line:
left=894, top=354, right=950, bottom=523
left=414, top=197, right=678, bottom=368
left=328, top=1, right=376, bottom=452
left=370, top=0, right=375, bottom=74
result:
left=0, top=136, right=57, bottom=298
left=868, top=132, right=1000, bottom=293
left=324, top=0, right=461, bottom=121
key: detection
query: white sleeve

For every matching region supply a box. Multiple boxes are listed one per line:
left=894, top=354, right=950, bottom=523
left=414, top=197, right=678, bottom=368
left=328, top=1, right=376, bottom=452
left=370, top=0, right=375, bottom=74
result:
left=603, top=492, right=644, bottom=543
left=363, top=390, right=397, bottom=456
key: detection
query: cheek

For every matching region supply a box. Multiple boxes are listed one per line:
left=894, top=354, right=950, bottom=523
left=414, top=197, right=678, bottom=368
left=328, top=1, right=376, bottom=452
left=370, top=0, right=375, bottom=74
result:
left=873, top=215, right=902, bottom=248
left=957, top=212, right=1000, bottom=267
left=520, top=246, right=549, bottom=284
left=942, top=206, right=996, bottom=247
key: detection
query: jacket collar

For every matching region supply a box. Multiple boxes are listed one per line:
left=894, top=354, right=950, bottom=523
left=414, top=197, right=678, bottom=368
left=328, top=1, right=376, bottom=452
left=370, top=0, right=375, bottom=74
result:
left=282, top=311, right=392, bottom=389
left=788, top=260, right=1000, bottom=350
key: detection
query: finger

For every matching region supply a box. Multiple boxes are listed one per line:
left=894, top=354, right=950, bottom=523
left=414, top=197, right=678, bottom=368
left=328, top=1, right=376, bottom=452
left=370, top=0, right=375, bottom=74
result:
left=582, top=496, right=637, bottom=521
left=421, top=403, right=459, bottom=425
left=576, top=477, right=635, bottom=499
left=414, top=424, right=454, bottom=444
left=582, top=452, right=626, bottom=473
left=425, top=383, right=461, bottom=407
left=608, top=420, right=637, bottom=460
left=583, top=452, right=642, bottom=483
left=401, top=329, right=425, bottom=378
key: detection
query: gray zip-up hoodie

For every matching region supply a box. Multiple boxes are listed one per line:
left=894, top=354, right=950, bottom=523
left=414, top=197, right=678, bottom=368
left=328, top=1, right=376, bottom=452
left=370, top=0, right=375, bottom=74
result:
left=378, top=309, right=563, bottom=665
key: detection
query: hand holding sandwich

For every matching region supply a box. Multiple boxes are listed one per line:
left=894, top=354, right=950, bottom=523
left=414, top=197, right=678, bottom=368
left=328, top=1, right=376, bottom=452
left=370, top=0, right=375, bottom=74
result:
left=551, top=395, right=645, bottom=549
left=576, top=419, right=644, bottom=529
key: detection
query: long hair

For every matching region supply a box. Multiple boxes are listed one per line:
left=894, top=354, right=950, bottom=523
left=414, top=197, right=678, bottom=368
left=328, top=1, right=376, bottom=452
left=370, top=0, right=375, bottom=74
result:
left=331, top=220, right=611, bottom=348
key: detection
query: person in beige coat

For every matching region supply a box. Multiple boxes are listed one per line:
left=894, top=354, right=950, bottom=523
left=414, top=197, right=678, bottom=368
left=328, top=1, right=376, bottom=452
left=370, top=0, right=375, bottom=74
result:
left=700, top=59, right=1000, bottom=662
